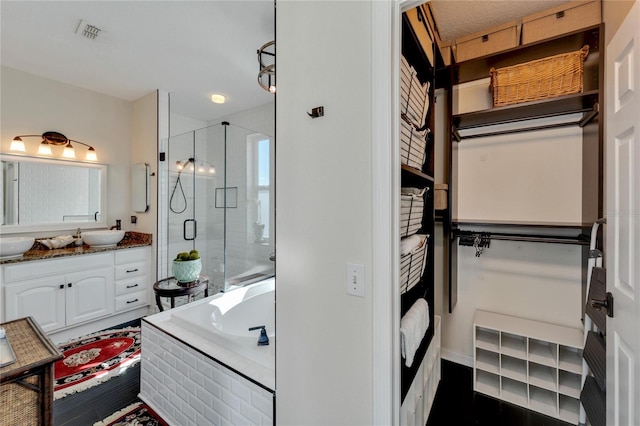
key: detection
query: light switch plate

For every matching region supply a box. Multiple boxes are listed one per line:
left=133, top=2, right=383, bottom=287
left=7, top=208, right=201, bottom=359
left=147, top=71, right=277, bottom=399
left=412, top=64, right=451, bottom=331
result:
left=346, top=263, right=365, bottom=297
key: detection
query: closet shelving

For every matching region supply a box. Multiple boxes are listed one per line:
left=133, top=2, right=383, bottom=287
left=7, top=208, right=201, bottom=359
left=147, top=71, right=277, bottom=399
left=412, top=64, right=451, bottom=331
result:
left=474, top=310, right=584, bottom=425
left=446, top=23, right=604, bottom=312
left=400, top=3, right=441, bottom=408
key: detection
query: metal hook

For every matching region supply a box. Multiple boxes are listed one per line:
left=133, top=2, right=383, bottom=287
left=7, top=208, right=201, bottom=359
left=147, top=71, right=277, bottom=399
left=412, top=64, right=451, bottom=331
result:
left=307, top=106, right=324, bottom=118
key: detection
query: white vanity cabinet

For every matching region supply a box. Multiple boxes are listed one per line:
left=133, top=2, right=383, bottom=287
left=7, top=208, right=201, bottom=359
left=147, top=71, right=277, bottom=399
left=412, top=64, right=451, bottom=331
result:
left=114, top=248, right=150, bottom=312
left=2, top=246, right=152, bottom=339
left=3, top=253, right=114, bottom=333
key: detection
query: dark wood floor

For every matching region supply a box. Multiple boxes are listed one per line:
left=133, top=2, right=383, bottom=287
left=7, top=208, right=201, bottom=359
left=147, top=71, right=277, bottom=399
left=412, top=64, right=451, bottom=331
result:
left=427, top=360, right=573, bottom=426
left=54, top=324, right=573, bottom=425
left=53, top=319, right=142, bottom=426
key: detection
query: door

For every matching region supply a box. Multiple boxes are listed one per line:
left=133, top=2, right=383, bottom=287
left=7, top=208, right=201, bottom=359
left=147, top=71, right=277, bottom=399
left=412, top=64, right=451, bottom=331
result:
left=606, top=1, right=640, bottom=424
left=66, top=267, right=114, bottom=326
left=4, top=276, right=66, bottom=332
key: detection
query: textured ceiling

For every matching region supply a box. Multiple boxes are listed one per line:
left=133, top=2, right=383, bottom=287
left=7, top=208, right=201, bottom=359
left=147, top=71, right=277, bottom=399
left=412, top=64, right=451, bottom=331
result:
left=430, top=0, right=574, bottom=42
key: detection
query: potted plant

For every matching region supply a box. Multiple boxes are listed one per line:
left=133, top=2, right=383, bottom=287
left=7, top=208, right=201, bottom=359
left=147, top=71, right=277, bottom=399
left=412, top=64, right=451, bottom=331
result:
left=172, top=249, right=202, bottom=283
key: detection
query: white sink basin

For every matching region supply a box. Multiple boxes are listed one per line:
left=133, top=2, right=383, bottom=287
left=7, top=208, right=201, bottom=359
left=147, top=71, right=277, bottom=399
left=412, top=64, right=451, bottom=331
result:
left=82, top=230, right=125, bottom=247
left=0, top=237, right=35, bottom=259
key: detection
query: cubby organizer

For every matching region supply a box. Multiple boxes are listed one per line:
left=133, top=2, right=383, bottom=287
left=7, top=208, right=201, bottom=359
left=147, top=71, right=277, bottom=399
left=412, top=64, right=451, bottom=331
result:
left=473, top=310, right=583, bottom=425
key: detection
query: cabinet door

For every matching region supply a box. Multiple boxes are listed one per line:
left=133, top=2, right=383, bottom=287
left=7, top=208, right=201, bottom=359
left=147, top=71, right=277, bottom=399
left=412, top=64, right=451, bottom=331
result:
left=4, top=276, right=66, bottom=332
left=65, top=266, right=114, bottom=326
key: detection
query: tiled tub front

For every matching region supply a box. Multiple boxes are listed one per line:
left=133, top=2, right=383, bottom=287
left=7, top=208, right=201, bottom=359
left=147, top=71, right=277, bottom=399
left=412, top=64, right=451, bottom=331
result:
left=140, top=322, right=274, bottom=426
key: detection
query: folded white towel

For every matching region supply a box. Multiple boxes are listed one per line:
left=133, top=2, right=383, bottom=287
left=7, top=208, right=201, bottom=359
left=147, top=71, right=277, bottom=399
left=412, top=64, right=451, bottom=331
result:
left=401, top=187, right=427, bottom=197
left=400, top=234, right=426, bottom=256
left=400, top=298, right=430, bottom=367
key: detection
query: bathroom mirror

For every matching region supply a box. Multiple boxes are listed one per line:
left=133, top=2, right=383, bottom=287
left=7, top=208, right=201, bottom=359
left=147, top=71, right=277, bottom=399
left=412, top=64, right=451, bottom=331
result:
left=1, top=154, right=107, bottom=233
left=131, top=163, right=150, bottom=213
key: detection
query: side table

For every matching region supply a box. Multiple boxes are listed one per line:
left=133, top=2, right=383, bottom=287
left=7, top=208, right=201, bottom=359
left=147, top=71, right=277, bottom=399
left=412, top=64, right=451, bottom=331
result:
left=153, top=275, right=209, bottom=312
left=0, top=317, right=63, bottom=426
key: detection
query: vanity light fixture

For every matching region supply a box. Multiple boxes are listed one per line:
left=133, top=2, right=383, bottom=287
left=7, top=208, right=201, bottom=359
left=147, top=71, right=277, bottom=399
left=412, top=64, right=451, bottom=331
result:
left=10, top=131, right=98, bottom=161
left=257, top=40, right=275, bottom=93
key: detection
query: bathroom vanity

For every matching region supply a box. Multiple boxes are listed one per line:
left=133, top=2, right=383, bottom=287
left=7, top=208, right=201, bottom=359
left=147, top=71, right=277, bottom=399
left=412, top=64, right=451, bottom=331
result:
left=1, top=236, right=152, bottom=343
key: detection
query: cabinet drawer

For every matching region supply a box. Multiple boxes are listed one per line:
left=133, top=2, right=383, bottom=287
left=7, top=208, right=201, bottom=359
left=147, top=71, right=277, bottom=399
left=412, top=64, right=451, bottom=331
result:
left=3, top=252, right=113, bottom=282
left=454, top=21, right=519, bottom=63
left=115, top=276, right=148, bottom=296
left=115, top=247, right=148, bottom=264
left=522, top=0, right=600, bottom=45
left=115, top=290, right=148, bottom=312
left=115, top=261, right=147, bottom=280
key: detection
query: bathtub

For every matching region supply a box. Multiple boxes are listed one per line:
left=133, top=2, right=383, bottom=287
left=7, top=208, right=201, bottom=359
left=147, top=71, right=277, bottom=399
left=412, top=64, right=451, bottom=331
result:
left=143, top=277, right=275, bottom=390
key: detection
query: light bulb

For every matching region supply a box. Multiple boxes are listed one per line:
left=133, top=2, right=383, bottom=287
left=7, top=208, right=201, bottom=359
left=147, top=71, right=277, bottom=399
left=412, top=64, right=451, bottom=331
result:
left=198, top=166, right=205, bottom=173
left=189, top=164, right=194, bottom=171
left=86, top=147, right=98, bottom=161
left=269, top=85, right=276, bottom=93
left=210, top=94, right=226, bottom=104
left=62, top=142, right=76, bottom=159
left=37, top=141, right=53, bottom=156
left=209, top=167, right=216, bottom=174
left=10, top=137, right=26, bottom=152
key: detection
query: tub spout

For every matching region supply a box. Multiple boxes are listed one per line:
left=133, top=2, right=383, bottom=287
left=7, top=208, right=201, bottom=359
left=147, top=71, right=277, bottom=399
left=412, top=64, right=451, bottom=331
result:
left=248, top=325, right=269, bottom=346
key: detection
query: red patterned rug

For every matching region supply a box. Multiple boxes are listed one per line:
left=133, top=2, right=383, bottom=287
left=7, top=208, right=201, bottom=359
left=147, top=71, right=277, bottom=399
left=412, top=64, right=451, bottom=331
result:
left=95, top=402, right=168, bottom=426
left=53, top=327, right=141, bottom=400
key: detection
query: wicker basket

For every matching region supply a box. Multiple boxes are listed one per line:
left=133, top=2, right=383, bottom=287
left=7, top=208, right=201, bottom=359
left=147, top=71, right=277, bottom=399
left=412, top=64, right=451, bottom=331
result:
left=489, top=45, right=590, bottom=107
left=400, top=234, right=429, bottom=294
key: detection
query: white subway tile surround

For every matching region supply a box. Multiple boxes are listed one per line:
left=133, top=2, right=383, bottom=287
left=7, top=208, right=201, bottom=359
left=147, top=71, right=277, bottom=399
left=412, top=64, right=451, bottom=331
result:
left=141, top=322, right=274, bottom=426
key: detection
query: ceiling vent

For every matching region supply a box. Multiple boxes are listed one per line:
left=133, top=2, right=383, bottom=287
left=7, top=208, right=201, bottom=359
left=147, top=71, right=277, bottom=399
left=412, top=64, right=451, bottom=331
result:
left=76, top=19, right=101, bottom=40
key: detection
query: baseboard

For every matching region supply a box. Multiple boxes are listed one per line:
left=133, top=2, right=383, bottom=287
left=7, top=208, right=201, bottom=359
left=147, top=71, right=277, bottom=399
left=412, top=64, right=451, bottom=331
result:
left=441, top=348, right=473, bottom=368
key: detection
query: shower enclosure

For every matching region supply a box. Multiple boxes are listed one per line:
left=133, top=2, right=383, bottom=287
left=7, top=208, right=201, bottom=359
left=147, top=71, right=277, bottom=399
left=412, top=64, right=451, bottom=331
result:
left=158, top=122, right=274, bottom=295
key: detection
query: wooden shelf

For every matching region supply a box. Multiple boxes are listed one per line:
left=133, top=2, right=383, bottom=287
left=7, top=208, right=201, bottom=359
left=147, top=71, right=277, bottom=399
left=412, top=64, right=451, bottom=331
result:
left=453, top=91, right=599, bottom=133
left=455, top=25, right=601, bottom=83
left=401, top=164, right=434, bottom=184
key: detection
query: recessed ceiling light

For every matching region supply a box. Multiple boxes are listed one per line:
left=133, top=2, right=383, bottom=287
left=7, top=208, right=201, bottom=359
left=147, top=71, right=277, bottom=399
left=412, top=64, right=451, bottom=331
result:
left=210, top=94, right=226, bottom=104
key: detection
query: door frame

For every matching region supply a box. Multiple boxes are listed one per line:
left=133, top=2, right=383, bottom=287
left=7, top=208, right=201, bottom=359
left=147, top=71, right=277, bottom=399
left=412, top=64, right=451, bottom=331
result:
left=371, top=1, right=425, bottom=424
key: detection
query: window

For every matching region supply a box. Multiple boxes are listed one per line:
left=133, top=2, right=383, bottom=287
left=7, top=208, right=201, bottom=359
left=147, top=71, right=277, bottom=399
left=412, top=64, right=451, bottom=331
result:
left=247, top=135, right=272, bottom=242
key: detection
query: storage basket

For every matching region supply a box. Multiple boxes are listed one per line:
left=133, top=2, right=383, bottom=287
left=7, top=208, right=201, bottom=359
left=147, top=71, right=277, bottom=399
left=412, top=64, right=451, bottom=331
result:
left=401, top=188, right=426, bottom=237
left=401, top=56, right=430, bottom=126
left=489, top=45, right=590, bottom=107
left=400, top=234, right=429, bottom=294
left=400, top=117, right=427, bottom=170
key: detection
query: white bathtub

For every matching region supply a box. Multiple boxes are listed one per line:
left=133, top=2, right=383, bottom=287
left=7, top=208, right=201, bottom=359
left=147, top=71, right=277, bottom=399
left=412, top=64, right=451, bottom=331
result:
left=145, top=277, right=275, bottom=390
left=172, top=277, right=275, bottom=341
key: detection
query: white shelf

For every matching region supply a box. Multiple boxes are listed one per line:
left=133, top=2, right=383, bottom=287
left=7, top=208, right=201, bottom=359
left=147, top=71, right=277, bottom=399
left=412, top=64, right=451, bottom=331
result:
left=501, top=332, right=527, bottom=359
left=529, top=339, right=558, bottom=368
left=473, top=310, right=583, bottom=425
left=558, top=371, right=581, bottom=399
left=475, top=370, right=500, bottom=398
left=559, top=346, right=583, bottom=374
left=529, top=385, right=558, bottom=418
left=501, top=355, right=527, bottom=382
left=529, top=362, right=557, bottom=392
left=476, top=327, right=500, bottom=352
left=476, top=348, right=500, bottom=375
left=559, top=395, right=581, bottom=424
left=502, top=377, right=528, bottom=407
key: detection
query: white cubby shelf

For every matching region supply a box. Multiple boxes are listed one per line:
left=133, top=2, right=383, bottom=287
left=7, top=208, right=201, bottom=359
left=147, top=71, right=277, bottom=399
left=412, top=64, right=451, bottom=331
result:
left=473, top=310, right=584, bottom=425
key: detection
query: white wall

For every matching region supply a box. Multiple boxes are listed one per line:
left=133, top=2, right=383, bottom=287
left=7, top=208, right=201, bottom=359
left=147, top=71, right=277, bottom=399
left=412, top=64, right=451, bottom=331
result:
left=276, top=1, right=373, bottom=424
left=1, top=66, right=133, bottom=233
left=132, top=91, right=158, bottom=279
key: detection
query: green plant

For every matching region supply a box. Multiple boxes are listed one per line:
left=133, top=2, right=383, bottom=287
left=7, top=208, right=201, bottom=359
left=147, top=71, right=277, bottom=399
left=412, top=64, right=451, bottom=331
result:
left=174, top=249, right=200, bottom=261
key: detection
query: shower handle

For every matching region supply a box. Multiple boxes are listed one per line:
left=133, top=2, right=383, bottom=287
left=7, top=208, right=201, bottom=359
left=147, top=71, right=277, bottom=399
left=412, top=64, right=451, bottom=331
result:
left=183, top=219, right=197, bottom=241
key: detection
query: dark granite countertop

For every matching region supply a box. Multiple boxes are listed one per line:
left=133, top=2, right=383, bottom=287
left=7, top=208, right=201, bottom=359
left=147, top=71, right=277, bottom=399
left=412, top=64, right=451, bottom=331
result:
left=0, top=232, right=152, bottom=265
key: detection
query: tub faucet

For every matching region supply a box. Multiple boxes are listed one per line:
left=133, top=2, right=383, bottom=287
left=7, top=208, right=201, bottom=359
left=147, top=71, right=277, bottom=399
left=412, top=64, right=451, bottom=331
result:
left=248, top=325, right=269, bottom=346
